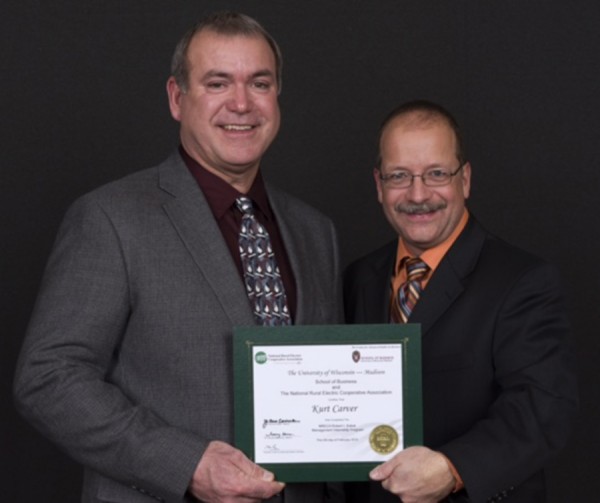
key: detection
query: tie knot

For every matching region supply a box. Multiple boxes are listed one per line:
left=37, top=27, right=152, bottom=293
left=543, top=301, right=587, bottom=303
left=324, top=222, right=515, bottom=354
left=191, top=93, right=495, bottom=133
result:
left=404, top=257, right=429, bottom=282
left=236, top=196, right=254, bottom=215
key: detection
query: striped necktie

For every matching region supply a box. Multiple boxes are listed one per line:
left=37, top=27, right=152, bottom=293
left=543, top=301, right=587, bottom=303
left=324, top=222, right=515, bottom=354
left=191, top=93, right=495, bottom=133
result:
left=236, top=196, right=291, bottom=326
left=391, top=257, right=429, bottom=323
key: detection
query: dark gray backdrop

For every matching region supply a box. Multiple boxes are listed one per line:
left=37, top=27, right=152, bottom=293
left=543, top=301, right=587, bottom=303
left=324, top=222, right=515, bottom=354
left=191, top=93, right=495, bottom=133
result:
left=2, top=1, right=598, bottom=501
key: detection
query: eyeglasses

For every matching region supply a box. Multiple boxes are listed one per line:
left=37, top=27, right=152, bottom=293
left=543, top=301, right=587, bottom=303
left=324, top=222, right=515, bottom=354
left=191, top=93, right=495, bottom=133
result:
left=379, top=164, right=464, bottom=188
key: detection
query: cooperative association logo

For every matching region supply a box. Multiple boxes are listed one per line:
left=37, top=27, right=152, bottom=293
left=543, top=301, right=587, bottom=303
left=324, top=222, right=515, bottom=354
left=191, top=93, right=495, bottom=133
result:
left=255, top=351, right=268, bottom=364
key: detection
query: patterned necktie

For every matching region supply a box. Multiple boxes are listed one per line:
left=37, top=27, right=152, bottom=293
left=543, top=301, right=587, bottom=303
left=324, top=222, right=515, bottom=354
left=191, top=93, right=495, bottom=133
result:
left=391, top=257, right=429, bottom=323
left=236, top=197, right=291, bottom=326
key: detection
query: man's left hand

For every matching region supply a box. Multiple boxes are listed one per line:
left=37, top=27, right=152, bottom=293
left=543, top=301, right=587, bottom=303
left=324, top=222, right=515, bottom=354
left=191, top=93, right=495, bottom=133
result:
left=369, top=446, right=456, bottom=503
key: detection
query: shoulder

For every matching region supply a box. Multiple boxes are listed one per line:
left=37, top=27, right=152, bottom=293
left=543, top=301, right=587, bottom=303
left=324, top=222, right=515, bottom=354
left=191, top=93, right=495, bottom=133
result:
left=51, top=155, right=190, bottom=244
left=480, top=227, right=552, bottom=273
left=266, top=183, right=335, bottom=228
left=344, top=240, right=397, bottom=284
left=454, top=217, right=548, bottom=266
left=456, top=218, right=561, bottom=289
left=68, top=153, right=182, bottom=215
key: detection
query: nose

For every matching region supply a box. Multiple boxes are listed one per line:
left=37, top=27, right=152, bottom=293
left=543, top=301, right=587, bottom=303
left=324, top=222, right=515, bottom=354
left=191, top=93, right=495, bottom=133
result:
left=228, top=84, right=252, bottom=113
left=406, top=176, right=431, bottom=202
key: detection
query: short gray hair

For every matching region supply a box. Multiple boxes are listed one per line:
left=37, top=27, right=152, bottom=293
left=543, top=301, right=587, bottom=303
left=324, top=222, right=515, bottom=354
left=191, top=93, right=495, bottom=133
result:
left=171, top=11, right=283, bottom=93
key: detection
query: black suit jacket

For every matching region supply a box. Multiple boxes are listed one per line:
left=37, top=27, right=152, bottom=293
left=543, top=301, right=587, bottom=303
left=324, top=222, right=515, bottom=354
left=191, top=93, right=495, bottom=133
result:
left=343, top=217, right=577, bottom=503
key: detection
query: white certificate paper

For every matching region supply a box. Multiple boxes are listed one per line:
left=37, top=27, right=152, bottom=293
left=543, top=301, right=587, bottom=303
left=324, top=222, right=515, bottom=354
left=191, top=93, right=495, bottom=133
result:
left=252, top=343, right=404, bottom=464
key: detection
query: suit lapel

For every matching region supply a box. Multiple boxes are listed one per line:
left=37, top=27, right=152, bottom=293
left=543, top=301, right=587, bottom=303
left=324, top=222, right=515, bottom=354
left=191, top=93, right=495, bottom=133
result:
left=364, top=244, right=396, bottom=323
left=347, top=241, right=396, bottom=324
left=157, top=153, right=255, bottom=327
left=410, top=217, right=486, bottom=335
left=266, top=186, right=313, bottom=324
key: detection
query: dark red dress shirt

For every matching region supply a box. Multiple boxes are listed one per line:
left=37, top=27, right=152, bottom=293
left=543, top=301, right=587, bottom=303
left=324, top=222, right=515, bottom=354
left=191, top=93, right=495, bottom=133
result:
left=179, top=147, right=297, bottom=321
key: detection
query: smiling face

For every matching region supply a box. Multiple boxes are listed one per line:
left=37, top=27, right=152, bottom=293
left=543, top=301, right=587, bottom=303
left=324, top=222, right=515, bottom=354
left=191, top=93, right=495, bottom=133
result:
left=167, top=30, right=280, bottom=191
left=375, top=116, right=471, bottom=255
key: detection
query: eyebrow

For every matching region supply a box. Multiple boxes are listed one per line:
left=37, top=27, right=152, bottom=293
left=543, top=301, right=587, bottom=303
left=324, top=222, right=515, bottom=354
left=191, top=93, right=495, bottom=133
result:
left=386, top=163, right=447, bottom=171
left=202, top=69, right=275, bottom=81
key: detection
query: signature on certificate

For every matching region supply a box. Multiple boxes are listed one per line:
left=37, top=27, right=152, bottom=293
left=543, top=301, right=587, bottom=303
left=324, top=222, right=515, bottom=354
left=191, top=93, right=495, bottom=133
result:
left=262, top=418, right=300, bottom=429
left=265, top=432, right=296, bottom=439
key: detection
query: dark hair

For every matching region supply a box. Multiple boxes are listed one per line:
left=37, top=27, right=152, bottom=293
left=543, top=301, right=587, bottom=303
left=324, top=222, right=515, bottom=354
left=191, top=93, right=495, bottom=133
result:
left=376, top=100, right=465, bottom=168
left=170, top=11, right=283, bottom=92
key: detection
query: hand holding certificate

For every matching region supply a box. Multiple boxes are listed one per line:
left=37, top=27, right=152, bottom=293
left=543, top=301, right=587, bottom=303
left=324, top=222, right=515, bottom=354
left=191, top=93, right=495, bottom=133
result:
left=233, top=324, right=422, bottom=482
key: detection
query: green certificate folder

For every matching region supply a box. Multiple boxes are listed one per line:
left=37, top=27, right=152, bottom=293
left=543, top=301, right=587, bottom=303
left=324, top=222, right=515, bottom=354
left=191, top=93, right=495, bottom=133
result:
left=233, top=324, right=422, bottom=482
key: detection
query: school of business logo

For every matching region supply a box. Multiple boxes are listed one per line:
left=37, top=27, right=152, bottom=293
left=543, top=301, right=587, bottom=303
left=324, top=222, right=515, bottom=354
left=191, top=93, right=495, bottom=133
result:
left=255, top=351, right=268, bottom=364
left=352, top=350, right=361, bottom=363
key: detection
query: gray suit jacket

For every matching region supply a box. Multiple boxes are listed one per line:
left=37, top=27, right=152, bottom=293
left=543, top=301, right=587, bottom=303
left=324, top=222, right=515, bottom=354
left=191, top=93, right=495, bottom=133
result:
left=14, top=153, right=343, bottom=503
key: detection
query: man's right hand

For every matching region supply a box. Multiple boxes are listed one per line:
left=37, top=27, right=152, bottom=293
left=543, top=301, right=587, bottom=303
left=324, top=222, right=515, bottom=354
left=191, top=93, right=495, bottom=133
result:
left=188, top=440, right=285, bottom=502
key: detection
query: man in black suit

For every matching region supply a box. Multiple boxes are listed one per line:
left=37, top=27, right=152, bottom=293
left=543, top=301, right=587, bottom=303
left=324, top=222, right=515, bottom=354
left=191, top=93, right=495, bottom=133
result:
left=343, top=100, right=577, bottom=502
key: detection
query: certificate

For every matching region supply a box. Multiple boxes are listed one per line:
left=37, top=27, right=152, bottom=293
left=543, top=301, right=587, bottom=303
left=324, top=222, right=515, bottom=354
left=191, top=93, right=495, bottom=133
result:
left=233, top=324, right=422, bottom=482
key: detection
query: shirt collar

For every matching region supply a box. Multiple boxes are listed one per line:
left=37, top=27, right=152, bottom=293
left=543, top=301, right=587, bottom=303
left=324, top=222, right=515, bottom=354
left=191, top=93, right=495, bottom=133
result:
left=179, top=146, right=273, bottom=220
left=395, top=209, right=470, bottom=275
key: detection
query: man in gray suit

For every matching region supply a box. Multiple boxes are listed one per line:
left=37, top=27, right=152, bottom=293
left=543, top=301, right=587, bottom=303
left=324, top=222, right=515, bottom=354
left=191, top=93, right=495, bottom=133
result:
left=14, top=12, right=341, bottom=503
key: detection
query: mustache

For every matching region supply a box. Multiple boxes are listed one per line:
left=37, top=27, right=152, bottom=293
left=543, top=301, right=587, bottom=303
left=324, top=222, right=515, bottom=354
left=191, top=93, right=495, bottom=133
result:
left=394, top=202, right=447, bottom=214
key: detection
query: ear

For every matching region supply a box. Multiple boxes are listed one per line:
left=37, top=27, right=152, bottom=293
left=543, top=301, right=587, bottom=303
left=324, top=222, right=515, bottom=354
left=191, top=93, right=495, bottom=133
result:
left=461, top=162, right=472, bottom=199
left=373, top=168, right=384, bottom=204
left=166, top=76, right=183, bottom=122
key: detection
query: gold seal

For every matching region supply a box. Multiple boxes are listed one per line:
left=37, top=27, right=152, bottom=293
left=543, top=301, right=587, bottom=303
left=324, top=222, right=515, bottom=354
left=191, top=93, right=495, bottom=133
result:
left=369, top=425, right=399, bottom=454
